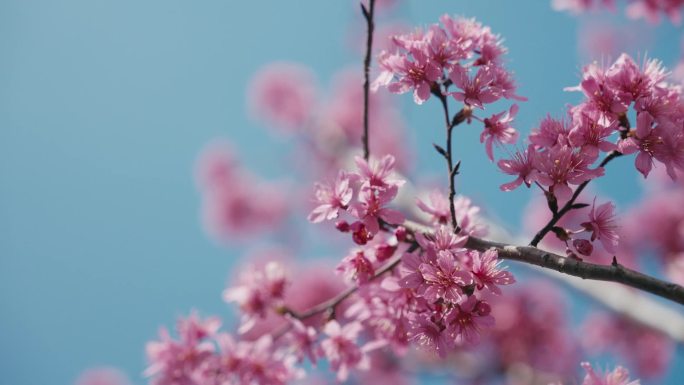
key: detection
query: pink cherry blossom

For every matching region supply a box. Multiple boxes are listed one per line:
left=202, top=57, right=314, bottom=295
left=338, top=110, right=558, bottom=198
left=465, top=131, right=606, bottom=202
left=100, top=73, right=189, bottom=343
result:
left=407, top=313, right=454, bottom=358
left=535, top=145, right=605, bottom=201
left=337, top=250, right=375, bottom=284
left=579, top=362, right=640, bottom=385
left=568, top=106, right=619, bottom=160
left=529, top=115, right=572, bottom=150
left=470, top=248, right=516, bottom=294
left=416, top=189, right=451, bottom=225
left=582, top=198, right=620, bottom=253
left=223, top=262, right=288, bottom=333
left=497, top=145, right=540, bottom=191
left=350, top=186, right=405, bottom=235
left=619, top=111, right=684, bottom=179
left=354, top=154, right=404, bottom=191
left=214, top=334, right=304, bottom=385
left=374, top=47, right=441, bottom=104
left=308, top=171, right=353, bottom=223
left=480, top=104, right=520, bottom=161
left=417, top=250, right=472, bottom=303
left=449, top=65, right=500, bottom=109
left=145, top=314, right=219, bottom=385
left=285, top=317, right=318, bottom=365
left=445, top=296, right=495, bottom=345
left=416, top=225, right=468, bottom=256
left=319, top=321, right=376, bottom=381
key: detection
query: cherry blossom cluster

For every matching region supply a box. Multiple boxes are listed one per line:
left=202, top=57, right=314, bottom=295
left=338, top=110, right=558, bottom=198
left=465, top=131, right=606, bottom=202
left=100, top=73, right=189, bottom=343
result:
left=309, top=154, right=405, bottom=246
left=372, top=14, right=524, bottom=106
left=131, top=4, right=684, bottom=385
left=205, top=259, right=385, bottom=382
left=309, top=160, right=516, bottom=360
left=497, top=53, right=684, bottom=257
left=145, top=313, right=304, bottom=385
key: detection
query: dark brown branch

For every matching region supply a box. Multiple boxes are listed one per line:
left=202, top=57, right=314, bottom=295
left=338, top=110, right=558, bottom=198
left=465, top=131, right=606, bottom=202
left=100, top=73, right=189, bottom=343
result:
left=436, top=92, right=464, bottom=233
left=530, top=150, right=622, bottom=247
left=466, top=236, right=684, bottom=305
left=361, top=0, right=375, bottom=161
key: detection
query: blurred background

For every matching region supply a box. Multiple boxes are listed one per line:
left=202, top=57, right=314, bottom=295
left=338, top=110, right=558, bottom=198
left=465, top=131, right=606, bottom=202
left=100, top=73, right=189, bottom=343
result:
left=1, top=1, right=682, bottom=384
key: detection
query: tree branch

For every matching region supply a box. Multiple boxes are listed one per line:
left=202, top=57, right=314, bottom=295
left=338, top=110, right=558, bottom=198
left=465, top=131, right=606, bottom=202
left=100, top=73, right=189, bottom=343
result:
left=399, top=219, right=684, bottom=305
left=469, top=236, right=684, bottom=305
left=435, top=92, right=464, bottom=233
left=361, top=0, right=375, bottom=161
left=530, top=150, right=623, bottom=247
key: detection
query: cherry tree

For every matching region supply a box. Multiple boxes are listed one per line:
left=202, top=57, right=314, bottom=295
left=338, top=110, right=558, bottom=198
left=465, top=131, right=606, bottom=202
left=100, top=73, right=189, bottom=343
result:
left=77, top=1, right=684, bottom=385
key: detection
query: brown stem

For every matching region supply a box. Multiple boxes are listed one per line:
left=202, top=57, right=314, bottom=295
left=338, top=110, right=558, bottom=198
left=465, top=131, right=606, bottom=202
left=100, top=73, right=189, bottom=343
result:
left=436, top=93, right=465, bottom=233
left=361, top=0, right=375, bottom=161
left=529, top=150, right=622, bottom=247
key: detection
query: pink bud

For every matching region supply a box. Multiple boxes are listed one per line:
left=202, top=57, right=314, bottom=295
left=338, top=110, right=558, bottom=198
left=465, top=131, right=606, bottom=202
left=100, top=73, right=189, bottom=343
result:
left=475, top=300, right=492, bottom=316
left=374, top=244, right=397, bottom=262
left=573, top=239, right=594, bottom=256
left=335, top=220, right=350, bottom=232
left=351, top=222, right=371, bottom=245
left=394, top=226, right=408, bottom=241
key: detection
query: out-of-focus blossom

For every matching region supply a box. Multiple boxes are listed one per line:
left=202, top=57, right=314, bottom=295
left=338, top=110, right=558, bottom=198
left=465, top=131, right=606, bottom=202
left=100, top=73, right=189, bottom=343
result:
left=223, top=261, right=288, bottom=333
left=247, top=62, right=317, bottom=131
left=552, top=0, right=683, bottom=25
left=319, top=320, right=380, bottom=381
left=579, top=362, right=640, bottom=385
left=196, top=143, right=288, bottom=241
left=75, top=368, right=131, bottom=385
left=582, top=312, right=674, bottom=378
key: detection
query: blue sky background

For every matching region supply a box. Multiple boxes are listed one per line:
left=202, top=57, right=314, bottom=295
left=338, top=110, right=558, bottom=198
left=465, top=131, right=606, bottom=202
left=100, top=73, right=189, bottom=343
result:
left=1, top=1, right=682, bottom=384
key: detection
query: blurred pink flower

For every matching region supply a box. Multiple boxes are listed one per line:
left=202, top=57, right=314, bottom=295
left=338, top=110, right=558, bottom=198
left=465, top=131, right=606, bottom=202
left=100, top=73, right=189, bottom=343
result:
left=248, top=62, right=317, bottom=131
left=75, top=368, right=131, bottom=385
left=196, top=143, right=289, bottom=241
left=580, top=362, right=640, bottom=385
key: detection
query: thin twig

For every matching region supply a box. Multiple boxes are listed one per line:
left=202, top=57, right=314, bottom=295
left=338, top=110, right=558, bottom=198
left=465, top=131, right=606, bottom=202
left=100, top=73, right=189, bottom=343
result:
left=529, top=150, right=623, bottom=247
left=361, top=0, right=375, bottom=161
left=436, top=92, right=464, bottom=233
